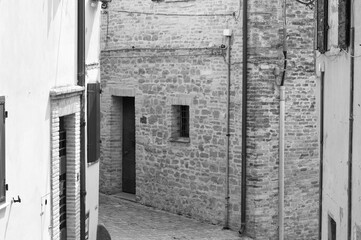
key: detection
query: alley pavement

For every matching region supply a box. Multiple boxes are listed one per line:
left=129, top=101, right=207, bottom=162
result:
left=98, top=193, right=252, bottom=240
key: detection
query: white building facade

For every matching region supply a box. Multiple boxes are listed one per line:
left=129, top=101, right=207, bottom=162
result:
left=317, top=0, right=361, bottom=239
left=0, top=0, right=102, bottom=239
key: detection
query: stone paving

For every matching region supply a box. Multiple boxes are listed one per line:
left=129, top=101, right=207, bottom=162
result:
left=98, top=193, right=252, bottom=240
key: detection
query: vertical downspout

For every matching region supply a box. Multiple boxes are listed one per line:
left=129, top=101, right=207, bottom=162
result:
left=239, top=0, right=248, bottom=234
left=77, top=0, right=86, bottom=239
left=224, top=33, right=232, bottom=230
left=279, top=0, right=287, bottom=239
left=279, top=86, right=285, bottom=240
left=347, top=7, right=355, bottom=239
left=319, top=65, right=325, bottom=240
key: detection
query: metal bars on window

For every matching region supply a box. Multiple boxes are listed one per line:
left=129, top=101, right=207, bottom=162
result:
left=59, top=117, right=67, bottom=240
left=179, top=105, right=189, bottom=138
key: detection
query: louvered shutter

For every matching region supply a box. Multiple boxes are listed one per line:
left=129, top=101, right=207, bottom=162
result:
left=317, top=0, right=328, bottom=53
left=87, top=83, right=101, bottom=163
left=0, top=97, right=5, bottom=203
left=338, top=0, right=350, bottom=49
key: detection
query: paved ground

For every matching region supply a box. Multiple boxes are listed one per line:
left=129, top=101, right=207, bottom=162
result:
left=98, top=193, right=252, bottom=240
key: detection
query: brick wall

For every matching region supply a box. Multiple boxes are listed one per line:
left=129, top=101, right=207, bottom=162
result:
left=50, top=86, right=83, bottom=240
left=100, top=0, right=319, bottom=239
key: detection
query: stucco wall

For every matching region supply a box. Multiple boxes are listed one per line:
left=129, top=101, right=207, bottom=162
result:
left=100, top=0, right=319, bottom=239
left=0, top=0, right=101, bottom=239
left=319, top=0, right=361, bottom=239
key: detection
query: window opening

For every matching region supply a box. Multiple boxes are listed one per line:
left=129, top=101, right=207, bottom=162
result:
left=180, top=105, right=189, bottom=138
left=328, top=215, right=336, bottom=240
left=338, top=0, right=351, bottom=49
left=171, top=105, right=190, bottom=142
left=59, top=117, right=67, bottom=240
left=317, top=0, right=328, bottom=53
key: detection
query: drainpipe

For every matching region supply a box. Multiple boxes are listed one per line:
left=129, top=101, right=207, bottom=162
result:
left=239, top=0, right=248, bottom=234
left=278, top=85, right=285, bottom=240
left=223, top=29, right=232, bottom=230
left=347, top=7, right=355, bottom=240
left=278, top=0, right=287, bottom=239
left=77, top=0, right=86, bottom=239
left=319, top=63, right=325, bottom=240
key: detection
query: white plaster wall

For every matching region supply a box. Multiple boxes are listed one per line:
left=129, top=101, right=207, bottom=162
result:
left=85, top=1, right=101, bottom=240
left=320, top=2, right=361, bottom=238
left=0, top=0, right=100, bottom=239
left=351, top=0, right=361, bottom=236
left=321, top=54, right=350, bottom=240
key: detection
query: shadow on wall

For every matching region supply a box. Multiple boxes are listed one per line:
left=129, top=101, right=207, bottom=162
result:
left=85, top=1, right=99, bottom=61
left=46, top=0, right=61, bottom=36
left=0, top=202, right=13, bottom=240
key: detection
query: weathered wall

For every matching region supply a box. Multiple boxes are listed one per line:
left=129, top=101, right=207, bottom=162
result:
left=352, top=1, right=361, bottom=237
left=100, top=0, right=319, bottom=238
left=246, top=1, right=319, bottom=239
left=318, top=0, right=361, bottom=239
left=0, top=0, right=101, bottom=239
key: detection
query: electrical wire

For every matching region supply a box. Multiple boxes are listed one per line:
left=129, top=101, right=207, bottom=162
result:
left=102, top=47, right=226, bottom=52
left=101, top=53, right=223, bottom=59
left=294, top=0, right=315, bottom=9
left=110, top=9, right=234, bottom=17
left=342, top=49, right=361, bottom=58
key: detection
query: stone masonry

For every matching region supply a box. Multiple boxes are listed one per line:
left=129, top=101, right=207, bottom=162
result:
left=100, top=0, right=319, bottom=239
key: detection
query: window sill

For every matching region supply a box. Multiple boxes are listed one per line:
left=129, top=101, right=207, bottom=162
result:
left=0, top=201, right=11, bottom=211
left=169, top=137, right=190, bottom=143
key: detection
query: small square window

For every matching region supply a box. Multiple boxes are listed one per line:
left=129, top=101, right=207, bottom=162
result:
left=170, top=105, right=190, bottom=143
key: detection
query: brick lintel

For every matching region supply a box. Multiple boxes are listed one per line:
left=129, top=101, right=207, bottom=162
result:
left=50, top=85, right=84, bottom=100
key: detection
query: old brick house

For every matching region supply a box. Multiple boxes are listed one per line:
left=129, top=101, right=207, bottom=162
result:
left=100, top=0, right=319, bottom=239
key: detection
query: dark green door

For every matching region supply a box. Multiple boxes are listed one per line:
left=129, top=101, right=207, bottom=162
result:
left=122, top=97, right=136, bottom=194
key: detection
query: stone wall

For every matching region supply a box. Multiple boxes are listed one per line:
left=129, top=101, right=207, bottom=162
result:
left=100, top=0, right=319, bottom=239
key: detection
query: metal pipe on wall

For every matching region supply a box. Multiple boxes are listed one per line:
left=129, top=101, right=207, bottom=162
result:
left=347, top=2, right=355, bottom=239
left=77, top=0, right=86, bottom=239
left=224, top=33, right=232, bottom=230
left=319, top=65, right=325, bottom=240
left=279, top=86, right=285, bottom=240
left=239, top=0, right=248, bottom=234
left=279, top=0, right=287, bottom=239
left=347, top=26, right=355, bottom=240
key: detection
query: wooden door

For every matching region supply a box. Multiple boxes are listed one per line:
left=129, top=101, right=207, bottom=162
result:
left=122, top=97, right=136, bottom=194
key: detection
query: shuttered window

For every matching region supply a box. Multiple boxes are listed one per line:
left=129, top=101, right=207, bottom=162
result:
left=338, top=0, right=350, bottom=49
left=0, top=97, right=6, bottom=203
left=87, top=83, right=101, bottom=163
left=317, top=0, right=328, bottom=53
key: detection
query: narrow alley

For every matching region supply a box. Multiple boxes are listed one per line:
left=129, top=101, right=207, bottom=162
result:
left=99, top=193, right=251, bottom=240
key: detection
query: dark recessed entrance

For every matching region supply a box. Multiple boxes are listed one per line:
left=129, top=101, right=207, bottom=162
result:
left=122, top=97, right=136, bottom=194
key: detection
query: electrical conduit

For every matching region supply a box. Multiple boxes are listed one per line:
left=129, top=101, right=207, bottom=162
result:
left=239, top=0, right=248, bottom=234
left=77, top=0, right=86, bottom=239
left=224, top=30, right=232, bottom=230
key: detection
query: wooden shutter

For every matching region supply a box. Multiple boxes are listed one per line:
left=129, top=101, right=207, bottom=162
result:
left=338, top=0, right=350, bottom=49
left=317, top=0, right=328, bottom=53
left=0, top=97, right=5, bottom=202
left=87, top=83, right=101, bottom=163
